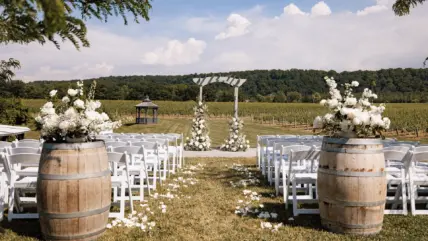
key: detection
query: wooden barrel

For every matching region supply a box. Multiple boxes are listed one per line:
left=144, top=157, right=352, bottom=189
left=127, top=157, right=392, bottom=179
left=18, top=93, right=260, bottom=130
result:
left=317, top=137, right=386, bottom=235
left=36, top=141, right=111, bottom=241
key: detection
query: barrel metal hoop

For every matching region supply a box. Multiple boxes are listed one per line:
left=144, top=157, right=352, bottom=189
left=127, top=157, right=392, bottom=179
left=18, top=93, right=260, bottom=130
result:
left=323, top=137, right=383, bottom=145
left=322, top=218, right=383, bottom=229
left=318, top=168, right=386, bottom=177
left=322, top=148, right=383, bottom=154
left=39, top=204, right=110, bottom=219
left=322, top=198, right=386, bottom=207
left=39, top=170, right=111, bottom=180
left=43, top=228, right=106, bottom=240
left=42, top=141, right=105, bottom=150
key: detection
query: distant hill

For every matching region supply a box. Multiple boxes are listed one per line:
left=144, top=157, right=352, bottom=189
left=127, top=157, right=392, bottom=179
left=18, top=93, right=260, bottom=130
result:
left=2, top=68, right=428, bottom=103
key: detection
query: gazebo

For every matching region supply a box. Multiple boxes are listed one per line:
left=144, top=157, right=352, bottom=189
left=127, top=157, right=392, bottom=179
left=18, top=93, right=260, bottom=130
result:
left=135, top=96, right=159, bottom=124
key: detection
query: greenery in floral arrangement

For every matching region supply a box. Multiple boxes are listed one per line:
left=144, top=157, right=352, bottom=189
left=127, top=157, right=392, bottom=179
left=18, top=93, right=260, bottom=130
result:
left=184, top=101, right=211, bottom=151
left=35, top=80, right=121, bottom=142
left=313, top=76, right=391, bottom=138
left=220, top=117, right=250, bottom=152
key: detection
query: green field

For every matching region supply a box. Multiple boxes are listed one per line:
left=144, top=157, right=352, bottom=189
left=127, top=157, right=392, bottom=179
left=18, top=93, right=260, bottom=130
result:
left=23, top=99, right=428, bottom=131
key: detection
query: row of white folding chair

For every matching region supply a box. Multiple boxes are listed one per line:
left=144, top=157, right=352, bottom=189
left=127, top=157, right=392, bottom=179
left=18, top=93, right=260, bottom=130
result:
left=260, top=136, right=298, bottom=175
left=0, top=151, right=135, bottom=221
left=107, top=138, right=176, bottom=177
left=257, top=135, right=297, bottom=169
left=265, top=139, right=321, bottom=185
left=99, top=132, right=184, bottom=169
left=282, top=147, right=320, bottom=217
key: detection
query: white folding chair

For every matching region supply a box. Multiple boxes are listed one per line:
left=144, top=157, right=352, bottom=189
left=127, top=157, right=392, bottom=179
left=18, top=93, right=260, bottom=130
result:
left=408, top=150, right=428, bottom=215
left=112, top=146, right=153, bottom=198
left=276, top=145, right=312, bottom=196
left=108, top=151, right=133, bottom=219
left=142, top=138, right=170, bottom=179
left=287, top=149, right=320, bottom=216
left=384, top=149, right=411, bottom=215
left=2, top=153, right=40, bottom=221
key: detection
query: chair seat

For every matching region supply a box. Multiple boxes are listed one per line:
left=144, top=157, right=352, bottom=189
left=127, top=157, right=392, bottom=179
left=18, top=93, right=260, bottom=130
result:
left=14, top=177, right=37, bottom=188
left=294, top=173, right=317, bottom=180
left=16, top=167, right=39, bottom=176
left=111, top=176, right=126, bottom=187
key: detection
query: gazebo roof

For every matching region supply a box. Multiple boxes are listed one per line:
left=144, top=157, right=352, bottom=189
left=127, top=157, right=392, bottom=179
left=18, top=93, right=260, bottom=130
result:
left=135, top=96, right=158, bottom=108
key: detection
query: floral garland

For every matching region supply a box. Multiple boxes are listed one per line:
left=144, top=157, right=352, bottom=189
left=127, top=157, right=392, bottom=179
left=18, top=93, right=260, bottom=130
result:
left=220, top=117, right=250, bottom=152
left=35, top=80, right=121, bottom=142
left=184, top=101, right=211, bottom=151
left=313, top=76, right=390, bottom=138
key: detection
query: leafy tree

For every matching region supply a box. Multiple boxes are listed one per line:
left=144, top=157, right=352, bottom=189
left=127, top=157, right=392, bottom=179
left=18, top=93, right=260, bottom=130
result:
left=0, top=58, right=20, bottom=82
left=393, top=0, right=425, bottom=16
left=287, top=91, right=302, bottom=103
left=273, top=91, right=287, bottom=103
left=0, top=0, right=152, bottom=49
left=311, top=92, right=321, bottom=103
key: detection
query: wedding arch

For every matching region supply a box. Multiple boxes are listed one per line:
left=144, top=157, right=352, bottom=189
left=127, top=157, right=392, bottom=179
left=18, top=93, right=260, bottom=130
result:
left=192, top=76, right=247, bottom=118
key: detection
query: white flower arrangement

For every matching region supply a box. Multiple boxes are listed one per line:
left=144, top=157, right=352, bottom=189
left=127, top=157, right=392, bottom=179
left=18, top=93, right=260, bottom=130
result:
left=35, top=80, right=121, bottom=142
left=184, top=101, right=211, bottom=151
left=220, top=117, right=250, bottom=152
left=313, top=76, right=391, bottom=138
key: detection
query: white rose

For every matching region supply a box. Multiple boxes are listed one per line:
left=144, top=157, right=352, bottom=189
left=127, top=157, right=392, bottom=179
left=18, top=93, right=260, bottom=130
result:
left=62, top=96, right=70, bottom=103
left=351, top=81, right=359, bottom=87
left=352, top=117, right=362, bottom=126
left=73, top=99, right=85, bottom=109
left=49, top=90, right=58, bottom=97
left=68, top=89, right=78, bottom=97
left=320, top=99, right=327, bottom=105
left=344, top=97, right=357, bottom=107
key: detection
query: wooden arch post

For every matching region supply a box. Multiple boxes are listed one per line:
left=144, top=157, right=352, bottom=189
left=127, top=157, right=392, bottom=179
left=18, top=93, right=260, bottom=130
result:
left=192, top=76, right=247, bottom=119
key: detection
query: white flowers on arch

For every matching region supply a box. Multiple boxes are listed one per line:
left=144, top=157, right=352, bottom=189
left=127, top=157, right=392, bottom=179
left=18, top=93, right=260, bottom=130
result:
left=313, top=77, right=391, bottom=138
left=184, top=101, right=211, bottom=151
left=35, top=80, right=121, bottom=142
left=220, top=117, right=250, bottom=152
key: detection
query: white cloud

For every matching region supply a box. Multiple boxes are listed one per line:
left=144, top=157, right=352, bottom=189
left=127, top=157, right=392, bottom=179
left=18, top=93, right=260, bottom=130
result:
left=283, top=3, right=307, bottom=16
left=311, top=1, right=332, bottom=16
left=215, top=14, right=251, bottom=40
left=141, top=38, right=206, bottom=66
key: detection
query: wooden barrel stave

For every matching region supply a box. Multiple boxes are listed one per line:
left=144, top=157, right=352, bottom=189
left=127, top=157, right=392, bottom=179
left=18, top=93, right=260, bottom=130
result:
left=37, top=141, right=111, bottom=241
left=317, top=137, right=386, bottom=235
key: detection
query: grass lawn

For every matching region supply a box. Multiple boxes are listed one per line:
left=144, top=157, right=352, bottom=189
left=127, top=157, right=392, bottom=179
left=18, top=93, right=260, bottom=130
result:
left=25, top=117, right=427, bottom=146
left=25, top=118, right=312, bottom=147
left=2, top=158, right=428, bottom=241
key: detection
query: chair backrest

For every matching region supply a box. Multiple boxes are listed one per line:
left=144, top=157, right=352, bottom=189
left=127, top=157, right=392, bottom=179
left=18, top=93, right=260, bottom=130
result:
left=414, top=146, right=428, bottom=153
left=384, top=150, right=409, bottom=162
left=282, top=145, right=312, bottom=155
left=6, top=147, right=41, bottom=155
left=0, top=141, right=12, bottom=149
left=18, top=139, right=41, bottom=143
left=131, top=141, right=158, bottom=150
left=112, top=146, right=143, bottom=155
left=384, top=146, right=411, bottom=152
left=287, top=148, right=318, bottom=174
left=412, top=150, right=428, bottom=163
left=5, top=153, right=41, bottom=166
left=143, top=138, right=168, bottom=147
left=12, top=142, right=41, bottom=148
left=118, top=138, right=141, bottom=143
left=105, top=142, right=129, bottom=148
left=385, top=141, right=419, bottom=148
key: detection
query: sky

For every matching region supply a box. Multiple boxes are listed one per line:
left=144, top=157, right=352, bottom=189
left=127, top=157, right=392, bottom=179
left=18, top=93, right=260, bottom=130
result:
left=2, top=0, right=428, bottom=81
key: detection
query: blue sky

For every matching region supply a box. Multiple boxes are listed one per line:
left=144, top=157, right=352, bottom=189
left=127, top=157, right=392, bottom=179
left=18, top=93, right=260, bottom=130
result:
left=2, top=0, right=428, bottom=81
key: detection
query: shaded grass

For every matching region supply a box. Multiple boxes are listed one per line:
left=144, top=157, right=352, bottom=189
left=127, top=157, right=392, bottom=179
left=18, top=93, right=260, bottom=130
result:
left=2, top=158, right=428, bottom=240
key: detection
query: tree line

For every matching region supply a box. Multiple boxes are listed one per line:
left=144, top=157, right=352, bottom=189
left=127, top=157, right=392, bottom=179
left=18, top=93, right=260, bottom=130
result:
left=1, top=68, right=428, bottom=103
